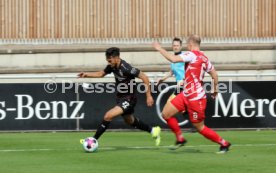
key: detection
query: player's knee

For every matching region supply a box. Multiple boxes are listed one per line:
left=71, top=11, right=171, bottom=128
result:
left=123, top=118, right=132, bottom=125
left=192, top=122, right=205, bottom=132
left=103, top=112, right=113, bottom=121
left=122, top=115, right=134, bottom=125
left=162, top=112, right=171, bottom=119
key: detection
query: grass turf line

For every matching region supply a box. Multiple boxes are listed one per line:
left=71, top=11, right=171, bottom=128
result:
left=0, top=130, right=275, bottom=173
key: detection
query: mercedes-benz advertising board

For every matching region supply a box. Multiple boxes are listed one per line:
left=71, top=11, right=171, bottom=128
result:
left=0, top=81, right=275, bottom=130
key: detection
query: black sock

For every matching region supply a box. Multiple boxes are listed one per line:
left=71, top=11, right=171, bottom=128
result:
left=93, top=120, right=111, bottom=140
left=131, top=117, right=152, bottom=133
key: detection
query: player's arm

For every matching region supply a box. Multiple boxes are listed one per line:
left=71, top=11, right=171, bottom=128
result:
left=78, top=70, right=106, bottom=78
left=156, top=70, right=173, bottom=85
left=153, top=42, right=183, bottom=63
left=138, top=71, right=154, bottom=107
left=208, top=69, right=218, bottom=99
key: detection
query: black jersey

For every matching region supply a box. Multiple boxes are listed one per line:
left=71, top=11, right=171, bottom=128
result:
left=104, top=59, right=140, bottom=97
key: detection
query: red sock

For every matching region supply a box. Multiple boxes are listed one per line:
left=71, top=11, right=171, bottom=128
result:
left=199, top=126, right=228, bottom=146
left=165, top=117, right=184, bottom=142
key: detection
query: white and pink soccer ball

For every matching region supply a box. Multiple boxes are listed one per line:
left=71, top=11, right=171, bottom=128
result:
left=82, top=137, right=99, bottom=152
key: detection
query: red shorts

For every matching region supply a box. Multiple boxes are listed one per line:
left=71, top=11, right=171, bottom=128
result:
left=170, top=93, right=207, bottom=123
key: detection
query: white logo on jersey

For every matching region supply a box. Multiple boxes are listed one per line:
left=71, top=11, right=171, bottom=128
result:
left=119, top=70, right=124, bottom=77
left=122, top=101, right=130, bottom=109
left=131, top=68, right=138, bottom=75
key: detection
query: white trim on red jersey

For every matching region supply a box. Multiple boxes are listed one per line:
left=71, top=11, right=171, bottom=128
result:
left=179, top=50, right=214, bottom=101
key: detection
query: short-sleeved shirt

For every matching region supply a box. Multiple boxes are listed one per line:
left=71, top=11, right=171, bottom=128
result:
left=104, top=59, right=140, bottom=97
left=179, top=50, right=214, bottom=101
left=170, top=52, right=185, bottom=82
left=170, top=62, right=185, bottom=82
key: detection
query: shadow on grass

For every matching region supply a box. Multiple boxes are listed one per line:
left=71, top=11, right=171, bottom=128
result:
left=92, top=145, right=215, bottom=154
left=165, top=148, right=204, bottom=154
left=97, top=146, right=161, bottom=153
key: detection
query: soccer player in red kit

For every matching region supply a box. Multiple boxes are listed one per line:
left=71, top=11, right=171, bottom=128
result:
left=153, top=35, right=231, bottom=153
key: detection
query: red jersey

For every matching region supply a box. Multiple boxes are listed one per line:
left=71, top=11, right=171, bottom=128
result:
left=179, top=50, right=214, bottom=101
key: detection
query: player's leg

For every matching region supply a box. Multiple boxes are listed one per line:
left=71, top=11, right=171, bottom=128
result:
left=123, top=114, right=151, bottom=133
left=189, top=99, right=231, bottom=153
left=119, top=96, right=155, bottom=134
left=122, top=114, right=161, bottom=146
left=93, top=106, right=124, bottom=140
left=193, top=121, right=231, bottom=153
left=120, top=95, right=161, bottom=146
left=192, top=121, right=228, bottom=145
left=163, top=93, right=187, bottom=148
left=167, top=93, right=189, bottom=129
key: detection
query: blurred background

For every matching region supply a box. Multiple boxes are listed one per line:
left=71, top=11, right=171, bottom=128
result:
left=0, top=0, right=275, bottom=78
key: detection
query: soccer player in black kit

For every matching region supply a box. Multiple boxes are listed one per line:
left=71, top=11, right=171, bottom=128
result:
left=78, top=47, right=161, bottom=146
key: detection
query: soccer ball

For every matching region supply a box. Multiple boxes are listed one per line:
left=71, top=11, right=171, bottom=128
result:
left=82, top=137, right=98, bottom=152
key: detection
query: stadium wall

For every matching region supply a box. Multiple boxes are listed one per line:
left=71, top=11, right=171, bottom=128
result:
left=0, top=0, right=275, bottom=41
left=0, top=47, right=275, bottom=73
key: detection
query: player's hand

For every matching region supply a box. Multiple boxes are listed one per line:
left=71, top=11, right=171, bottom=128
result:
left=78, top=72, right=86, bottom=78
left=156, top=78, right=163, bottom=86
left=211, top=91, right=218, bottom=99
left=177, top=80, right=184, bottom=86
left=146, top=95, right=154, bottom=107
left=178, top=80, right=184, bottom=86
left=152, top=42, right=162, bottom=51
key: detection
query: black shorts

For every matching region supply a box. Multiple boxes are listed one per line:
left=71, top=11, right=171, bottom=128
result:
left=116, top=96, right=137, bottom=116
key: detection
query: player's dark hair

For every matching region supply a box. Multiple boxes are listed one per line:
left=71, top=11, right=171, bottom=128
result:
left=172, top=37, right=182, bottom=45
left=105, top=47, right=120, bottom=58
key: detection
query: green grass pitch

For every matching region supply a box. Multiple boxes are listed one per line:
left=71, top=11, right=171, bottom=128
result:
left=0, top=130, right=275, bottom=173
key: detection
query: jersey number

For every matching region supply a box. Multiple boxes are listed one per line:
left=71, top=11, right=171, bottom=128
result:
left=193, top=112, right=198, bottom=120
left=122, top=101, right=130, bottom=109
